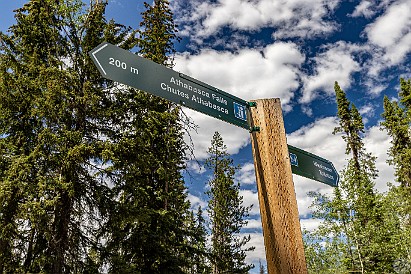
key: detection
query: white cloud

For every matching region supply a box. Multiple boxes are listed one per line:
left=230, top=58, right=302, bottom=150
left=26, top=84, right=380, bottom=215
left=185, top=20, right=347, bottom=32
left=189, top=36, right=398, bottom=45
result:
left=366, top=2, right=411, bottom=48
left=363, top=0, right=411, bottom=75
left=301, top=105, right=314, bottom=117
left=300, top=218, right=324, bottom=231
left=359, top=103, right=376, bottom=124
left=182, top=109, right=250, bottom=160
left=359, top=103, right=375, bottom=117
left=294, top=177, right=335, bottom=218
left=295, top=1, right=409, bottom=97
left=243, top=232, right=265, bottom=269
left=236, top=162, right=256, bottom=185
left=351, top=0, right=374, bottom=18
left=186, top=160, right=206, bottom=174
left=174, top=0, right=340, bottom=43
left=363, top=125, right=395, bottom=192
left=187, top=193, right=208, bottom=210
left=287, top=117, right=345, bottom=161
left=364, top=82, right=388, bottom=96
left=300, top=42, right=362, bottom=103
left=175, top=43, right=303, bottom=104
left=245, top=219, right=262, bottom=230
left=175, top=42, right=304, bottom=159
left=240, top=189, right=260, bottom=216
left=384, top=32, right=411, bottom=65
left=351, top=0, right=397, bottom=18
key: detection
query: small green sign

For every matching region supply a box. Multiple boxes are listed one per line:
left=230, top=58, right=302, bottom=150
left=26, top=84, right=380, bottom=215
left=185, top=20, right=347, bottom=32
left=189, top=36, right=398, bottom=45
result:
left=89, top=42, right=250, bottom=129
left=288, top=145, right=339, bottom=187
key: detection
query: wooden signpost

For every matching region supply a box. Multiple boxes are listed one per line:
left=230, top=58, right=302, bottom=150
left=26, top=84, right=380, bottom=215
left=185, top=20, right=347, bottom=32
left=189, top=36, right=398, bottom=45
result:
left=249, top=99, right=307, bottom=274
left=90, top=42, right=339, bottom=274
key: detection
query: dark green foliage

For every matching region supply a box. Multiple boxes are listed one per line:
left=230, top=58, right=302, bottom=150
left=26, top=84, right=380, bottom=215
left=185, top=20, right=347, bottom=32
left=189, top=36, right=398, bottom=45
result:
left=0, top=0, right=194, bottom=273
left=184, top=206, right=211, bottom=274
left=139, top=0, right=180, bottom=65
left=206, top=132, right=254, bottom=274
left=333, top=82, right=365, bottom=171
left=101, top=97, right=191, bottom=273
left=100, top=1, right=194, bottom=273
left=381, top=78, right=411, bottom=189
left=333, top=83, right=395, bottom=272
left=0, top=1, right=117, bottom=272
left=399, top=78, right=411, bottom=109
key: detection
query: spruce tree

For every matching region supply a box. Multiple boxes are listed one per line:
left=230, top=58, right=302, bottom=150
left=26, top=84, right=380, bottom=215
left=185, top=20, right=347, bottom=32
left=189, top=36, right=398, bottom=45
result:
left=185, top=206, right=211, bottom=274
left=0, top=0, right=134, bottom=272
left=205, top=132, right=254, bottom=274
left=101, top=1, right=193, bottom=273
left=381, top=78, right=411, bottom=190
left=381, top=78, right=411, bottom=272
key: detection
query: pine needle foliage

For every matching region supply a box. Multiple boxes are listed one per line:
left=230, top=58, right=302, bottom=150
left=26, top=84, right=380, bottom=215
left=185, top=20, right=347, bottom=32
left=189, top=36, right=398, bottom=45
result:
left=0, top=0, right=134, bottom=272
left=206, top=132, right=254, bottom=274
left=381, top=78, right=411, bottom=190
left=0, top=0, right=195, bottom=273
left=381, top=78, right=411, bottom=272
left=100, top=1, right=194, bottom=273
left=305, top=82, right=396, bottom=273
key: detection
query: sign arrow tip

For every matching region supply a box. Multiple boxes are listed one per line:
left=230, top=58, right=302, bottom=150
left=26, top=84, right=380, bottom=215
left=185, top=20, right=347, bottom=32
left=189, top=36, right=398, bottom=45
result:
left=90, top=43, right=109, bottom=75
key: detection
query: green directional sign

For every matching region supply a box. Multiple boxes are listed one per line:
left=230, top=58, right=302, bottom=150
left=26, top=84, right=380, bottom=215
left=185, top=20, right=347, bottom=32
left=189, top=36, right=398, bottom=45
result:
left=288, top=145, right=339, bottom=187
left=89, top=42, right=250, bottom=129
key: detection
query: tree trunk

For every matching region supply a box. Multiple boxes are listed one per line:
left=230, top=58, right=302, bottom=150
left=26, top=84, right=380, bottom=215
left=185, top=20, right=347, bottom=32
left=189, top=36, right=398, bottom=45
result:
left=49, top=190, right=72, bottom=274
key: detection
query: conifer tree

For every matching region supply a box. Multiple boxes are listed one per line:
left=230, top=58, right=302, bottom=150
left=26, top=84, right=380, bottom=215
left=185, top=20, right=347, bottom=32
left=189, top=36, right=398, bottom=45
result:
left=185, top=206, right=211, bottom=274
left=0, top=0, right=142, bottom=274
left=381, top=78, right=411, bottom=272
left=101, top=1, right=193, bottom=273
left=0, top=0, right=134, bottom=272
left=332, top=82, right=395, bottom=272
left=381, top=78, right=411, bottom=190
left=305, top=82, right=395, bottom=273
left=205, top=132, right=254, bottom=274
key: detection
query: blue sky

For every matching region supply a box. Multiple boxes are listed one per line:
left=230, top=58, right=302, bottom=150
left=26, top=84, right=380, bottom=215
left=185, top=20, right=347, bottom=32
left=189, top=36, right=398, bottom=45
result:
left=1, top=0, right=411, bottom=272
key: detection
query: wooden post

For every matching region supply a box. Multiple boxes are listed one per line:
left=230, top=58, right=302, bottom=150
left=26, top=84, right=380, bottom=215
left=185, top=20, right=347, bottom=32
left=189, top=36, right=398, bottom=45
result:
left=249, top=98, right=307, bottom=274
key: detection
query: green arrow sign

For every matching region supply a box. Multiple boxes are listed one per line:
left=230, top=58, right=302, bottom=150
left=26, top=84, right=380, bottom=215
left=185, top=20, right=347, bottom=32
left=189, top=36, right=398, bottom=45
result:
left=89, top=42, right=250, bottom=129
left=90, top=43, right=339, bottom=186
left=288, top=145, right=339, bottom=187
